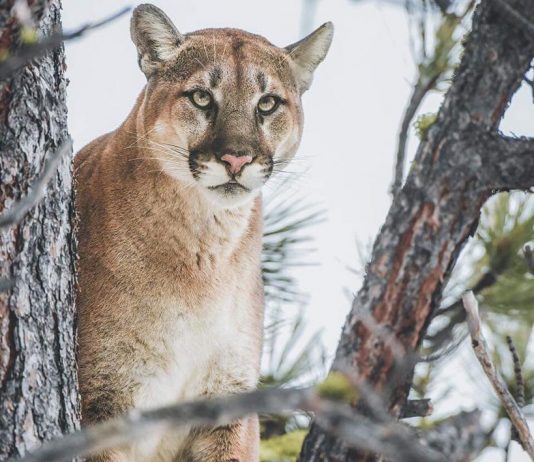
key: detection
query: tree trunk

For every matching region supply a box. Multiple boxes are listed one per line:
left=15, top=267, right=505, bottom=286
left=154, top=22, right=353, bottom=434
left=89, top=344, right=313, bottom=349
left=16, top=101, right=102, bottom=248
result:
left=0, top=1, right=79, bottom=459
left=299, top=0, right=534, bottom=460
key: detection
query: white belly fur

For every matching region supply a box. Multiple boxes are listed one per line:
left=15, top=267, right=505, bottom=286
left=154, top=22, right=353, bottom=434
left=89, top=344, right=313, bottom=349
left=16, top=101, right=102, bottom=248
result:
left=130, top=290, right=258, bottom=461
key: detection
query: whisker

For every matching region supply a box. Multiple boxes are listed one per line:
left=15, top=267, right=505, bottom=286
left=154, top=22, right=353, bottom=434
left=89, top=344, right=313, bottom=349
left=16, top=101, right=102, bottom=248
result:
left=193, top=56, right=207, bottom=70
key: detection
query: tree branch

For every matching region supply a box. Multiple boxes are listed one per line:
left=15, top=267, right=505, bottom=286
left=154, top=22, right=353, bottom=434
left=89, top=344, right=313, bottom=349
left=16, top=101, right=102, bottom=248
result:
left=472, top=133, right=534, bottom=191
left=390, top=77, right=436, bottom=196
left=462, top=292, right=534, bottom=460
left=299, top=0, right=534, bottom=459
left=0, top=7, right=130, bottom=81
left=11, top=387, right=447, bottom=462
left=0, top=139, right=72, bottom=230
left=420, top=410, right=491, bottom=461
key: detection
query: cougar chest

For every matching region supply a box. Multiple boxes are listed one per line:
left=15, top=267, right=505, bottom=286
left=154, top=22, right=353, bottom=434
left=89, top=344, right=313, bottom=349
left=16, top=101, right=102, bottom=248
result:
left=134, top=286, right=252, bottom=408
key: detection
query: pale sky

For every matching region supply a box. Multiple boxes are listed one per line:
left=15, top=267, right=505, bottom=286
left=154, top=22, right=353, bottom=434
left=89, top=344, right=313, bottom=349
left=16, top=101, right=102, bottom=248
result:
left=62, top=2, right=534, bottom=460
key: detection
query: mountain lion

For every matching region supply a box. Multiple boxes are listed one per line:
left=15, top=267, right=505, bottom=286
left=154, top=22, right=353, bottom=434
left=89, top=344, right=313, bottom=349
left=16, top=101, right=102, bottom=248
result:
left=75, top=4, right=333, bottom=461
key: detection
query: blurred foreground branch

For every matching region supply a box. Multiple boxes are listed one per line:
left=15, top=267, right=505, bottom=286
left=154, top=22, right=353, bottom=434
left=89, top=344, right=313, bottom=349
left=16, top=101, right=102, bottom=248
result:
left=12, top=385, right=456, bottom=462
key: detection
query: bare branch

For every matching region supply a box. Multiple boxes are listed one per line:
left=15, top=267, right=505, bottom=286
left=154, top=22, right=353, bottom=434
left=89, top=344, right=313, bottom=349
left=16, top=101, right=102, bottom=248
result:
left=0, top=7, right=131, bottom=81
left=0, top=139, right=72, bottom=230
left=507, top=336, right=525, bottom=409
left=507, top=335, right=526, bottom=450
left=462, top=292, right=534, bottom=460
left=11, top=386, right=446, bottom=462
left=311, top=400, right=444, bottom=462
left=420, top=410, right=491, bottom=461
left=390, top=77, right=436, bottom=196
left=475, top=133, right=534, bottom=191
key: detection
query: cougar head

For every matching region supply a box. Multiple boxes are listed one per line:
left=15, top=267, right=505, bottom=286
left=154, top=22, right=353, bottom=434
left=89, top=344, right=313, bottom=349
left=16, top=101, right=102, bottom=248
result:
left=131, top=4, right=333, bottom=208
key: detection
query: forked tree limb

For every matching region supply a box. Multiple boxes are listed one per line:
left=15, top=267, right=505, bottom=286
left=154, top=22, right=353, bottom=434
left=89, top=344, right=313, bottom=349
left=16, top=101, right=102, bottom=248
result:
left=299, top=0, right=534, bottom=460
left=462, top=292, right=534, bottom=460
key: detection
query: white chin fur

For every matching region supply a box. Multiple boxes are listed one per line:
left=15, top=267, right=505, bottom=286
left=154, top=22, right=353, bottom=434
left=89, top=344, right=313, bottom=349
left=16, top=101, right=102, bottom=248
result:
left=159, top=159, right=261, bottom=209
left=201, top=186, right=260, bottom=209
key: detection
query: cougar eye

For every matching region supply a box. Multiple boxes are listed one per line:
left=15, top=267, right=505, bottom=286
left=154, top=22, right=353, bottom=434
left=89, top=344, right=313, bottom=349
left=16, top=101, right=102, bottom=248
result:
left=189, top=90, right=213, bottom=109
left=257, top=95, right=280, bottom=115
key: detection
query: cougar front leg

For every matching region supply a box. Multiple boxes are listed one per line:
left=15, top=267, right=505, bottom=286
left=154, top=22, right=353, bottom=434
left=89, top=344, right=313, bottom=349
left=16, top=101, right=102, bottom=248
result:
left=85, top=449, right=132, bottom=462
left=179, top=415, right=259, bottom=462
left=178, top=351, right=261, bottom=462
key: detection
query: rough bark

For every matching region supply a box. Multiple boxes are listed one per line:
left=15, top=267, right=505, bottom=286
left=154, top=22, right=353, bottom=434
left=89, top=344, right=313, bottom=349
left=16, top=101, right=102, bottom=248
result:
left=299, top=0, right=534, bottom=460
left=0, top=1, right=79, bottom=459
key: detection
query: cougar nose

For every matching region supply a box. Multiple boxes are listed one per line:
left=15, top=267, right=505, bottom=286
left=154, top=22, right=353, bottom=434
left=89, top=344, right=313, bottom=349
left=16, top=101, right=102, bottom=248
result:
left=221, top=154, right=253, bottom=174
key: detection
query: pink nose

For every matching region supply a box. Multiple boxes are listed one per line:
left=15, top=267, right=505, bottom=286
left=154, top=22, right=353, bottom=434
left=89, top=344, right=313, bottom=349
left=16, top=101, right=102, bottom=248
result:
left=221, top=154, right=253, bottom=174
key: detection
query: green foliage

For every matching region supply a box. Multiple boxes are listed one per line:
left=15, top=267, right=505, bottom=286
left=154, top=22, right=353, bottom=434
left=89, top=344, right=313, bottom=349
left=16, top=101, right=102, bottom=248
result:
left=19, top=26, right=38, bottom=44
left=414, top=113, right=437, bottom=140
left=408, top=1, right=474, bottom=93
left=262, top=307, right=326, bottom=389
left=260, top=430, right=307, bottom=462
left=260, top=306, right=326, bottom=438
left=474, top=193, right=534, bottom=322
left=315, top=371, right=358, bottom=403
left=262, top=195, right=324, bottom=305
left=414, top=192, right=534, bottom=451
left=260, top=193, right=327, bottom=439
left=417, top=11, right=463, bottom=84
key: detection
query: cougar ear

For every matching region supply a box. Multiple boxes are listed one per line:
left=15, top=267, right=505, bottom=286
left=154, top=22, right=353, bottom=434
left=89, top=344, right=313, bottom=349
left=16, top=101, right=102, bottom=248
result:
left=130, top=4, right=184, bottom=78
left=285, top=22, right=334, bottom=93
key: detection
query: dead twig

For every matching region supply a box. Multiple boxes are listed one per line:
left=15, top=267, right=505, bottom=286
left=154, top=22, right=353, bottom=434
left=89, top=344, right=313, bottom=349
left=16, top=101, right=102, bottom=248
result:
left=524, top=76, right=534, bottom=104
left=0, top=7, right=131, bottom=80
left=462, top=291, right=534, bottom=460
left=507, top=336, right=525, bottom=409
left=524, top=245, right=534, bottom=274
left=507, top=335, right=526, bottom=453
left=0, top=139, right=72, bottom=230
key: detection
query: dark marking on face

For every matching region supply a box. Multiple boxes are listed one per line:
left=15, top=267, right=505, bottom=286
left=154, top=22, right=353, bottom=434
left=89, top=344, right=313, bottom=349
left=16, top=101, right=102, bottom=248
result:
left=256, top=72, right=267, bottom=93
left=232, top=39, right=245, bottom=54
left=209, top=67, right=222, bottom=88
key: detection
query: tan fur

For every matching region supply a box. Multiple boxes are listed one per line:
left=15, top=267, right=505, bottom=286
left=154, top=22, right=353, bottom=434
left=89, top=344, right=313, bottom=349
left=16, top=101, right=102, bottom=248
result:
left=75, top=4, right=332, bottom=461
